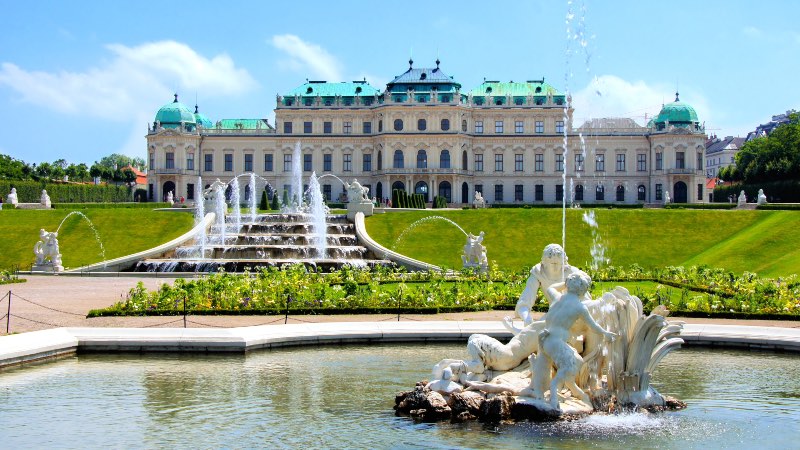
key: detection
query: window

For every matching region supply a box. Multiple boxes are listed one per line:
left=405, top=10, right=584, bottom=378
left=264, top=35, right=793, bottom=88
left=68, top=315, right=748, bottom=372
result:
left=378, top=120, right=383, bottom=132
left=393, top=150, right=404, bottom=168
left=676, top=151, right=685, bottom=169
left=166, top=152, right=175, bottom=169
left=556, top=184, right=564, bottom=202
left=575, top=154, right=584, bottom=171
left=515, top=121, right=524, bottom=133
left=535, top=121, right=544, bottom=133
left=186, top=153, right=194, bottom=171
left=637, top=154, right=646, bottom=171
left=555, top=154, right=564, bottom=172
left=697, top=183, right=703, bottom=201
left=224, top=154, right=233, bottom=172
left=462, top=151, right=468, bottom=170
left=656, top=152, right=663, bottom=170
left=575, top=184, right=584, bottom=201
left=187, top=183, right=194, bottom=200
left=535, top=153, right=544, bottom=172
left=475, top=185, right=483, bottom=199
left=655, top=183, right=663, bottom=201
left=204, top=154, right=213, bottom=172
left=343, top=154, right=352, bottom=172
left=494, top=184, right=503, bottom=202
left=556, top=121, right=565, bottom=133
left=495, top=120, right=504, bottom=133
left=441, top=119, right=450, bottom=131
left=283, top=154, right=291, bottom=172
left=303, top=154, right=312, bottom=172
left=344, top=121, right=352, bottom=134
left=495, top=154, right=503, bottom=172
left=616, top=154, right=625, bottom=172
left=697, top=152, right=703, bottom=170
left=515, top=154, right=524, bottom=172
left=394, top=119, right=403, bottom=131
left=244, top=154, right=253, bottom=172
left=283, top=122, right=292, bottom=133
left=596, top=154, right=605, bottom=172
left=475, top=121, right=483, bottom=134
left=363, top=121, right=371, bottom=134
left=322, top=121, right=331, bottom=133
left=304, top=121, right=313, bottom=133
left=474, top=154, right=484, bottom=172
left=462, top=119, right=467, bottom=132
left=535, top=184, right=544, bottom=201
left=149, top=152, right=154, bottom=170
left=323, top=184, right=332, bottom=201
left=148, top=183, right=153, bottom=200
left=638, top=185, right=646, bottom=201
left=596, top=185, right=605, bottom=201
left=323, top=154, right=332, bottom=172
left=616, top=185, right=625, bottom=201
left=363, top=154, right=372, bottom=172
left=264, top=154, right=274, bottom=172
left=377, top=150, right=382, bottom=170
left=440, top=150, right=450, bottom=169
left=418, top=119, right=426, bottom=131
left=515, top=184, right=523, bottom=201
left=416, top=150, right=427, bottom=169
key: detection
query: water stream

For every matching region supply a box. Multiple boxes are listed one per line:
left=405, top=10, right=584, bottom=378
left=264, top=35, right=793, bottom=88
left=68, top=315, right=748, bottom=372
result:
left=55, top=211, right=106, bottom=263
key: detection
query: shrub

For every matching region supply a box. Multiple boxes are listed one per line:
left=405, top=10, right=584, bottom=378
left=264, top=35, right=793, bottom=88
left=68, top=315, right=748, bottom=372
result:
left=0, top=180, right=132, bottom=203
left=260, top=190, right=269, bottom=210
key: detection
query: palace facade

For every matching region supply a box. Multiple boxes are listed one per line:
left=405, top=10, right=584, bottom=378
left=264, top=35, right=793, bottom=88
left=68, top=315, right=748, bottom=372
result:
left=146, top=59, right=707, bottom=206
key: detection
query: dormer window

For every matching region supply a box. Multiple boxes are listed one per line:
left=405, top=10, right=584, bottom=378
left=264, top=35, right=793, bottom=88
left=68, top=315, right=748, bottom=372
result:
left=486, top=87, right=492, bottom=94
left=420, top=72, right=427, bottom=80
left=535, top=87, right=542, bottom=93
left=306, top=87, right=313, bottom=94
left=355, top=86, right=362, bottom=94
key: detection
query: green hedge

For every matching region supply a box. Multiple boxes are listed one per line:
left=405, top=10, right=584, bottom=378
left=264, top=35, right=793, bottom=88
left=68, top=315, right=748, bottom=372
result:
left=714, top=180, right=800, bottom=203
left=0, top=180, right=132, bottom=203
left=757, top=204, right=800, bottom=210
left=665, top=203, right=737, bottom=210
left=52, top=202, right=171, bottom=209
left=491, top=203, right=644, bottom=209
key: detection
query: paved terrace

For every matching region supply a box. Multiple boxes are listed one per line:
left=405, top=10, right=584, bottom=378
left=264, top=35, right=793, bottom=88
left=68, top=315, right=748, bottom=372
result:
left=1, top=275, right=799, bottom=368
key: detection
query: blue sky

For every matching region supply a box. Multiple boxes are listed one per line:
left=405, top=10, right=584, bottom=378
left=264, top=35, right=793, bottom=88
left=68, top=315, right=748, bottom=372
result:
left=1, top=0, right=798, bottom=165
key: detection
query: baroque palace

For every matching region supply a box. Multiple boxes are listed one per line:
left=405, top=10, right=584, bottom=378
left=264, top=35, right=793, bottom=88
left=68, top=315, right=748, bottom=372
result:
left=146, top=59, right=707, bottom=206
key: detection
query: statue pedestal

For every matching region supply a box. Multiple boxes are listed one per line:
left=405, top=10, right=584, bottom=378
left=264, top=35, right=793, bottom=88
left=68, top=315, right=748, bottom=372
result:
left=347, top=202, right=373, bottom=221
left=32, top=263, right=64, bottom=273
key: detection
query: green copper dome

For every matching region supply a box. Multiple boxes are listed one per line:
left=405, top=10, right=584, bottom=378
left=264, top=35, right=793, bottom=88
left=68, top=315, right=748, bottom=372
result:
left=154, top=94, right=196, bottom=130
left=193, top=104, right=213, bottom=128
left=652, top=93, right=699, bottom=129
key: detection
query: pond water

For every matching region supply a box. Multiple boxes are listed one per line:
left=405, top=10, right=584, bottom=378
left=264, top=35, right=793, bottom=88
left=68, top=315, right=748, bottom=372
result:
left=1, top=344, right=798, bottom=449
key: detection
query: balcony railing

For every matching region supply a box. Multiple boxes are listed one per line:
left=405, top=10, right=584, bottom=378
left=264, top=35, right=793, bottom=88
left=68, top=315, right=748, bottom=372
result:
left=374, top=168, right=473, bottom=176
left=150, top=168, right=191, bottom=175
left=666, top=168, right=703, bottom=175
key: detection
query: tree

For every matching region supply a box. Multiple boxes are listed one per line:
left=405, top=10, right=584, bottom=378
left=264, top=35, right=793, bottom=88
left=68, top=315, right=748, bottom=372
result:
left=260, top=189, right=268, bottom=210
left=121, top=168, right=137, bottom=186
left=734, top=113, right=800, bottom=183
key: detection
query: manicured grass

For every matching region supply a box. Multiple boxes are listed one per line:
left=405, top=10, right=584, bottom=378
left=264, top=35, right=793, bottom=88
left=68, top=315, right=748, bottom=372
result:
left=365, top=209, right=800, bottom=277
left=0, top=208, right=195, bottom=270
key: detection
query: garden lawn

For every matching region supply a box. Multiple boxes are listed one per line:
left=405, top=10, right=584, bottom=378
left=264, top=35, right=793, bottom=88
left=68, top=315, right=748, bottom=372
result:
left=365, top=209, right=800, bottom=277
left=0, top=208, right=195, bottom=270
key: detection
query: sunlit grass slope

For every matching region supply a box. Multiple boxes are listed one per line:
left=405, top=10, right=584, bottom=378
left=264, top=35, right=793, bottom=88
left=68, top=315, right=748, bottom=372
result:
left=0, top=209, right=195, bottom=270
left=365, top=209, right=800, bottom=277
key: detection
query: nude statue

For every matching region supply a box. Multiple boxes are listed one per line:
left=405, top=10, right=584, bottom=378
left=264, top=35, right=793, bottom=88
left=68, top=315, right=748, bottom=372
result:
left=461, top=231, right=487, bottom=268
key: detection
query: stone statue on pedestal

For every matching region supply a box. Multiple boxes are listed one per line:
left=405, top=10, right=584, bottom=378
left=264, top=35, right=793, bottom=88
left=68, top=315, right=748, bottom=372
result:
left=757, top=189, right=767, bottom=205
left=461, top=231, right=488, bottom=272
left=41, top=189, right=51, bottom=208
left=33, top=228, right=64, bottom=272
left=737, top=190, right=747, bottom=207
left=7, top=188, right=18, bottom=206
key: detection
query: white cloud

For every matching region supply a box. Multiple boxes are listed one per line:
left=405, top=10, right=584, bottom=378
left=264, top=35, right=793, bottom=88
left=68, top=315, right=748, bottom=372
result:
left=0, top=41, right=257, bottom=121
left=271, top=34, right=344, bottom=82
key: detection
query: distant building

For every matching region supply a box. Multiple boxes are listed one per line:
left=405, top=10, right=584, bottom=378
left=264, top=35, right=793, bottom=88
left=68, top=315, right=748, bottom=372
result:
left=746, top=110, right=796, bottom=141
left=705, top=135, right=745, bottom=178
left=146, top=60, right=708, bottom=205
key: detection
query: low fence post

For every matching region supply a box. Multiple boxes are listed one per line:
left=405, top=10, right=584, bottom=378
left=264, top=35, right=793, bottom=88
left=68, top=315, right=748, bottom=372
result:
left=6, top=290, right=11, bottom=334
left=397, top=295, right=401, bottom=322
left=285, top=295, right=291, bottom=324
left=183, top=294, right=187, bottom=328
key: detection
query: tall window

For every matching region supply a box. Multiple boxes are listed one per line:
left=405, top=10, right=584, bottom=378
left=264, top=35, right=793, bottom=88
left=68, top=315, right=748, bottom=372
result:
left=363, top=154, right=372, bottom=172
left=535, top=153, right=544, bottom=172
left=417, top=119, right=427, bottom=131
left=343, top=154, right=352, bottom=172
left=475, top=121, right=483, bottom=134
left=323, top=184, right=332, bottom=201
left=515, top=121, right=524, bottom=133
left=440, top=150, right=450, bottom=169
left=575, top=154, right=584, bottom=171
left=416, top=150, right=427, bottom=168
left=535, top=121, right=544, bottom=133
left=638, top=185, right=646, bottom=201
left=187, top=183, right=194, bottom=200
left=596, top=185, right=605, bottom=201
left=323, top=154, right=332, bottom=172
left=283, top=154, right=291, bottom=172
left=515, top=185, right=523, bottom=201
left=303, top=154, right=312, bottom=172
left=204, top=154, right=213, bottom=172
left=494, top=184, right=503, bottom=202
left=377, top=150, right=382, bottom=170
left=244, top=154, right=253, bottom=172
left=378, top=120, right=383, bottom=132
left=474, top=154, right=484, bottom=172
left=556, top=184, right=564, bottom=201
left=676, top=151, right=685, bottom=169
left=166, top=152, right=175, bottom=169
left=264, top=154, right=273, bottom=172
left=555, top=154, right=564, bottom=172
left=224, top=154, right=233, bottom=172
left=596, top=154, right=605, bottom=172
left=637, top=154, right=646, bottom=171
left=616, top=185, right=625, bottom=201
left=186, top=153, right=194, bottom=171
left=575, top=184, right=584, bottom=201
left=697, top=183, right=703, bottom=201
left=697, top=152, right=703, bottom=170
left=283, top=122, right=292, bottom=133
left=441, top=119, right=450, bottom=131
left=535, top=184, right=544, bottom=201
left=656, top=183, right=663, bottom=200
left=393, top=150, right=404, bottom=168
left=616, top=154, right=625, bottom=172
left=494, top=154, right=503, bottom=172
left=556, top=121, right=565, bottom=133
left=495, top=120, right=504, bottom=133
left=343, top=121, right=352, bottom=134
left=462, top=119, right=467, bottom=132
left=149, top=152, right=154, bottom=170
left=656, top=152, right=663, bottom=170
left=304, top=121, right=313, bottom=133
left=394, top=119, right=403, bottom=131
left=515, top=154, right=523, bottom=172
left=363, top=121, right=371, bottom=134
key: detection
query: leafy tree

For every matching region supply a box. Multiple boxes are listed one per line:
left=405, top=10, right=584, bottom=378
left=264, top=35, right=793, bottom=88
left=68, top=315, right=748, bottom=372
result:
left=733, top=113, right=800, bottom=183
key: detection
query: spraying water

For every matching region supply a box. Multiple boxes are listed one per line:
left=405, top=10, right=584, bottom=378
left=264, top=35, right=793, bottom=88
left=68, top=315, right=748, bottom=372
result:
left=249, top=173, right=257, bottom=223
left=292, top=141, right=303, bottom=211
left=195, top=177, right=206, bottom=256
left=391, top=216, right=469, bottom=251
left=582, top=210, right=609, bottom=270
left=230, top=176, right=242, bottom=232
left=56, top=211, right=106, bottom=263
left=214, top=183, right=227, bottom=245
left=307, top=172, right=329, bottom=259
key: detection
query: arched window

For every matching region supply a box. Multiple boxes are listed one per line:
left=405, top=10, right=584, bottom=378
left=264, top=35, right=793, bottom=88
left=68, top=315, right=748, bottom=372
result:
left=462, top=150, right=468, bottom=170
left=394, top=119, right=403, bottom=131
left=417, top=119, right=426, bottom=131
left=393, top=150, right=404, bottom=169
left=377, top=150, right=382, bottom=170
left=392, top=181, right=405, bottom=193
left=596, top=185, right=605, bottom=201
left=462, top=119, right=467, bottom=132
left=461, top=182, right=469, bottom=203
left=438, top=181, right=452, bottom=203
left=616, top=185, right=625, bottom=202
left=440, top=150, right=450, bottom=169
left=637, top=185, right=646, bottom=201
left=244, top=184, right=251, bottom=201
left=417, top=150, right=427, bottom=168
left=376, top=182, right=383, bottom=201
left=414, top=181, right=429, bottom=202
left=575, top=184, right=584, bottom=201
left=441, top=119, right=450, bottom=131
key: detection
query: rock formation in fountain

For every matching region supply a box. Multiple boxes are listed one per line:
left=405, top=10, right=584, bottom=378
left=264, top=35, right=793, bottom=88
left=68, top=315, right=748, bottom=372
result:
left=396, top=244, right=685, bottom=422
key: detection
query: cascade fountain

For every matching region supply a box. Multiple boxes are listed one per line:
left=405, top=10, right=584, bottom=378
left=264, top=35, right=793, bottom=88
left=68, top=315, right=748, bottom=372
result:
left=230, top=176, right=242, bottom=233
left=307, top=172, right=329, bottom=259
left=195, top=177, right=206, bottom=257
left=249, top=173, right=257, bottom=223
